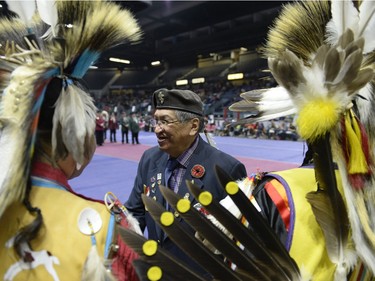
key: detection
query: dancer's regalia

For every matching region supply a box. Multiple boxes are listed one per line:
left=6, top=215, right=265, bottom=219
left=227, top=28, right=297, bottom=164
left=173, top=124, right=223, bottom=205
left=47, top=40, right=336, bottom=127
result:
left=0, top=1, right=142, bottom=280
left=119, top=1, right=375, bottom=280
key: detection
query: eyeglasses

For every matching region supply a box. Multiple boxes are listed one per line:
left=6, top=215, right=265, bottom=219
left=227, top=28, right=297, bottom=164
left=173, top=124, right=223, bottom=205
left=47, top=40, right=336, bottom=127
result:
left=151, top=118, right=180, bottom=128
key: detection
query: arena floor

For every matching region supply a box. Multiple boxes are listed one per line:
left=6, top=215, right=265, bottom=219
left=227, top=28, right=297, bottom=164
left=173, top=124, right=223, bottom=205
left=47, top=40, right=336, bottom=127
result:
left=71, top=131, right=307, bottom=202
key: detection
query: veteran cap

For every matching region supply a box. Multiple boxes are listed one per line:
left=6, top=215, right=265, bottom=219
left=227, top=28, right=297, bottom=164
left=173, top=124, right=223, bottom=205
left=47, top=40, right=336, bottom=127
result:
left=152, top=88, right=204, bottom=116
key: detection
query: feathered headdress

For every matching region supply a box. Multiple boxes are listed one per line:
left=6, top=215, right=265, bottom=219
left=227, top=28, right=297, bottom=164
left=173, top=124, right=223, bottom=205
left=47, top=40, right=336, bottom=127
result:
left=229, top=1, right=375, bottom=279
left=0, top=1, right=141, bottom=279
left=0, top=0, right=141, bottom=218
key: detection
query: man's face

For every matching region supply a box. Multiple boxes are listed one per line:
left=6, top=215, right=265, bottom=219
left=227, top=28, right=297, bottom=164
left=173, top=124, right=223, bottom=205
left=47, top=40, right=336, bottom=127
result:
left=153, top=109, right=198, bottom=158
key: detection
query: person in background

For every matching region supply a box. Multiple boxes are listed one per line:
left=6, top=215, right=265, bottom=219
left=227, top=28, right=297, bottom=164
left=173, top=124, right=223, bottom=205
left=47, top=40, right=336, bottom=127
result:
left=108, top=112, right=118, bottom=143
left=120, top=111, right=130, bottom=144
left=125, top=88, right=247, bottom=273
left=0, top=1, right=142, bottom=280
left=102, top=110, right=109, bottom=141
left=129, top=112, right=140, bottom=145
left=95, top=111, right=105, bottom=146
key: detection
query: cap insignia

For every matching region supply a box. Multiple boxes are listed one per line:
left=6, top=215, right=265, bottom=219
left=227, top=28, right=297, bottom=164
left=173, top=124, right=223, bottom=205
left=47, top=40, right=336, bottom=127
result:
left=158, top=91, right=165, bottom=104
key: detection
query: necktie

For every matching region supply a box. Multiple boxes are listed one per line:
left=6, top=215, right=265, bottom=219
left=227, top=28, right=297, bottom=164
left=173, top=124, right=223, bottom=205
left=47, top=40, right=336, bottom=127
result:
left=164, top=158, right=179, bottom=211
left=165, top=158, right=179, bottom=192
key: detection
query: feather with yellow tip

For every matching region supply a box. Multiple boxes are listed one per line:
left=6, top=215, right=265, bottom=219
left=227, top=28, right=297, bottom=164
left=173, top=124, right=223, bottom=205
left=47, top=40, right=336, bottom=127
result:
left=117, top=226, right=207, bottom=281
left=158, top=184, right=275, bottom=281
left=186, top=178, right=302, bottom=281
left=123, top=175, right=303, bottom=280
left=132, top=259, right=176, bottom=281
left=140, top=194, right=248, bottom=281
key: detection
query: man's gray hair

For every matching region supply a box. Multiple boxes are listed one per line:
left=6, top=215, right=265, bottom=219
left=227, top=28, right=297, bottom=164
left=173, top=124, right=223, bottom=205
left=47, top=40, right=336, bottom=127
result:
left=175, top=110, right=205, bottom=132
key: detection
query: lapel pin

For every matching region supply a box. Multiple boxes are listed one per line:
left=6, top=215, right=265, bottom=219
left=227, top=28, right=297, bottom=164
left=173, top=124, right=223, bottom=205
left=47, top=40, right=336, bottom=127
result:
left=191, top=164, right=205, bottom=179
left=143, top=184, right=150, bottom=196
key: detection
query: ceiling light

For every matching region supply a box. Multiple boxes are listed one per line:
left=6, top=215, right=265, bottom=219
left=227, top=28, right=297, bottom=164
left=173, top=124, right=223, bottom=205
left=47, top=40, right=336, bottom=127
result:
left=151, top=60, right=161, bottom=66
left=192, top=77, right=205, bottom=84
left=227, top=73, right=244, bottom=80
left=176, top=79, right=188, bottom=86
left=109, top=57, right=130, bottom=64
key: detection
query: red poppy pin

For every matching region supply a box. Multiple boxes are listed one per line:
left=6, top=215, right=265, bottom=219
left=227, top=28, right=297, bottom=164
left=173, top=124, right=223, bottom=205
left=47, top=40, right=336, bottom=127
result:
left=191, top=164, right=205, bottom=178
left=143, top=184, right=150, bottom=197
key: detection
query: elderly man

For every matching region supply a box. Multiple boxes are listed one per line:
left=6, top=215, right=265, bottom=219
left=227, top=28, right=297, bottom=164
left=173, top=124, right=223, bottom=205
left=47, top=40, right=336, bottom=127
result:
left=125, top=88, right=247, bottom=272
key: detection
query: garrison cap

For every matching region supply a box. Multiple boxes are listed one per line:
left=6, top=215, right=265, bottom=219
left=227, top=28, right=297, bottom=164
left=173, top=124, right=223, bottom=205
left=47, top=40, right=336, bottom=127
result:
left=152, top=88, right=204, bottom=116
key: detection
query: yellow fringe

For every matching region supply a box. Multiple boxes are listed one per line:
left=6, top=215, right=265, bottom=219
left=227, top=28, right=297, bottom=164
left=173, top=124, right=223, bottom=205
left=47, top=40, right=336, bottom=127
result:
left=345, top=111, right=368, bottom=174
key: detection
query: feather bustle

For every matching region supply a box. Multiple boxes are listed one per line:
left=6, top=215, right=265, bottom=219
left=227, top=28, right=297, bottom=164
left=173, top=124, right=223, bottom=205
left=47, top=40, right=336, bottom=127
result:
left=159, top=185, right=273, bottom=281
left=186, top=179, right=301, bottom=281
left=141, top=194, right=245, bottom=281
left=214, top=167, right=300, bottom=280
left=117, top=226, right=208, bottom=281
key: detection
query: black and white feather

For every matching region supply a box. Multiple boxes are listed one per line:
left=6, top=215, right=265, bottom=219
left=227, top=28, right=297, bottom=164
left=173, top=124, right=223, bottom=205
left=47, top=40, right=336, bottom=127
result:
left=229, top=86, right=295, bottom=123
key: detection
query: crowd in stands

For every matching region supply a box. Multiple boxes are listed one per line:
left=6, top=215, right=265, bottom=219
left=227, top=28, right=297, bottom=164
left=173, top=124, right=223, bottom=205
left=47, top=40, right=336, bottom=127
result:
left=91, top=76, right=300, bottom=142
left=215, top=118, right=299, bottom=141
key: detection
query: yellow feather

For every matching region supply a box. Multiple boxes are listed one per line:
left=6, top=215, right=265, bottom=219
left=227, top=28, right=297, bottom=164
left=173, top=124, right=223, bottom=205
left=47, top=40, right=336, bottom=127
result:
left=345, top=112, right=368, bottom=174
left=297, top=98, right=340, bottom=141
